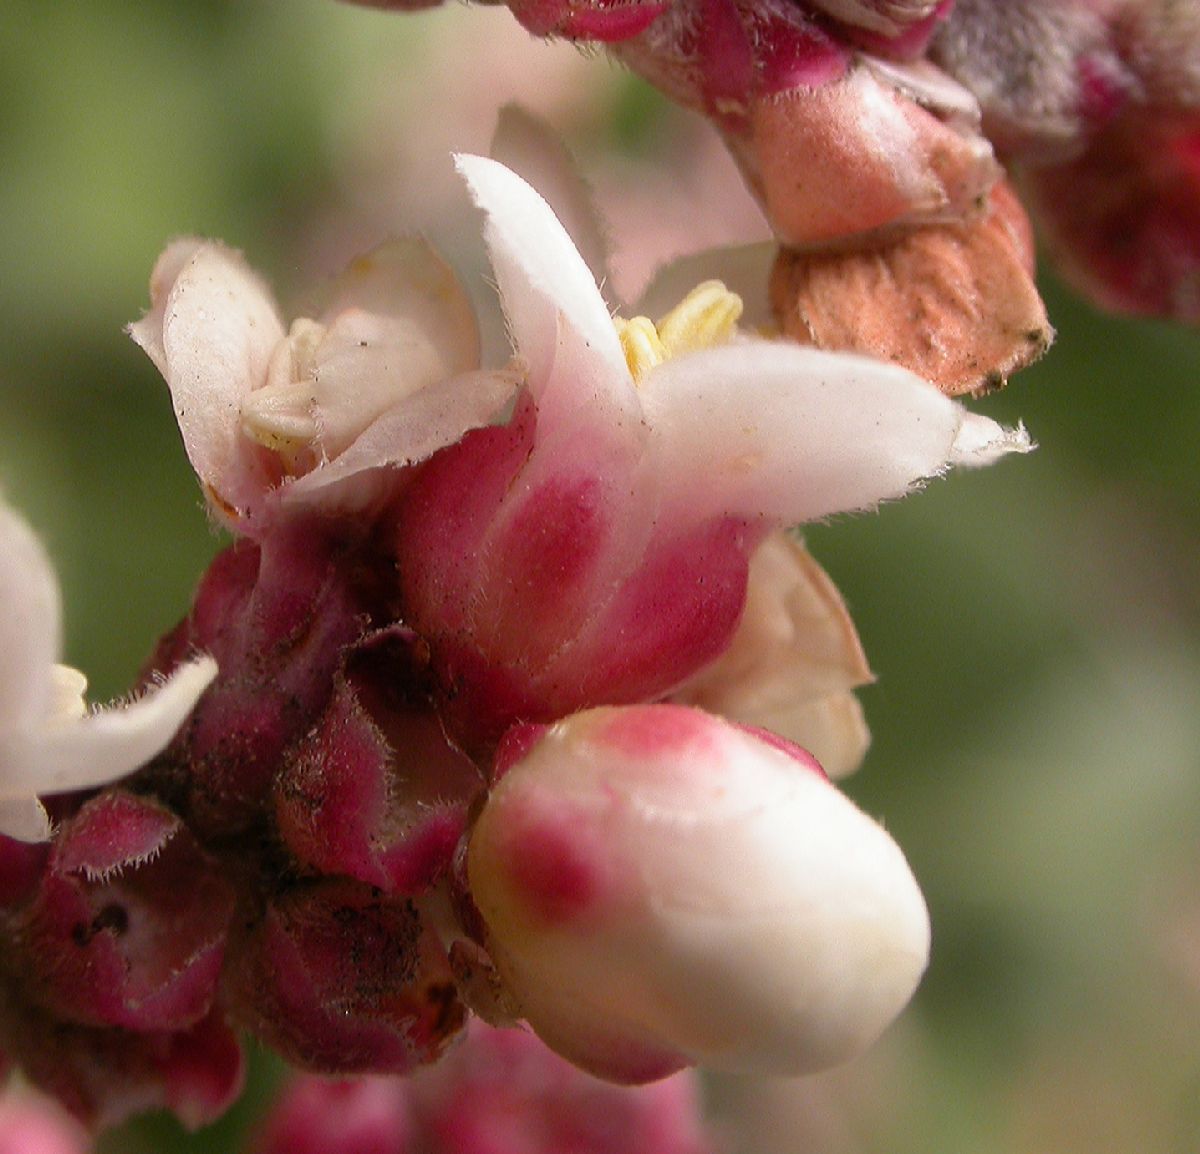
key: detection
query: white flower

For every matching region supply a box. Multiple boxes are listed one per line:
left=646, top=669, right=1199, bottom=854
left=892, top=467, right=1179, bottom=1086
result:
left=129, top=235, right=518, bottom=533
left=468, top=705, right=930, bottom=1080
left=0, top=497, right=216, bottom=842
left=455, top=145, right=1030, bottom=538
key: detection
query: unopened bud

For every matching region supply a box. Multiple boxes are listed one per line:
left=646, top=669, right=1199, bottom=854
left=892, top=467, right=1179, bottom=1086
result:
left=468, top=705, right=930, bottom=1082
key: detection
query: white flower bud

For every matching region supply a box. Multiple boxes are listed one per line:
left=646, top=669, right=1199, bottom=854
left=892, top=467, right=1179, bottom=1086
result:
left=468, top=705, right=930, bottom=1082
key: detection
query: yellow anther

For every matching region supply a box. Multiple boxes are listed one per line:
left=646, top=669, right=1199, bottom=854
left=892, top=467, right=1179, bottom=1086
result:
left=613, top=281, right=744, bottom=385
left=655, top=280, right=743, bottom=357
left=615, top=315, right=667, bottom=383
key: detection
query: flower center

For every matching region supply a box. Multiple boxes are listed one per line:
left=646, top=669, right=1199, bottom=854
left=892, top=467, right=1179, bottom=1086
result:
left=239, top=318, right=328, bottom=473
left=615, top=280, right=744, bottom=383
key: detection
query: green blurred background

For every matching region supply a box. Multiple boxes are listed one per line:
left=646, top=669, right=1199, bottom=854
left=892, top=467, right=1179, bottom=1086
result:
left=2, top=2, right=1199, bottom=1151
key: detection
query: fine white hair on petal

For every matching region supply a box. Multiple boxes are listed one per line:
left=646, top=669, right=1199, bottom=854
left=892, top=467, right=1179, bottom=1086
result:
left=489, top=104, right=612, bottom=297
left=454, top=153, right=638, bottom=431
left=639, top=340, right=1031, bottom=526
left=0, top=655, right=218, bottom=798
left=0, top=498, right=61, bottom=734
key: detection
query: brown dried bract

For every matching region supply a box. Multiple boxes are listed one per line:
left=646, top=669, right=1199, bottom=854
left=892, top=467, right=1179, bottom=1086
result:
left=769, top=180, right=1053, bottom=395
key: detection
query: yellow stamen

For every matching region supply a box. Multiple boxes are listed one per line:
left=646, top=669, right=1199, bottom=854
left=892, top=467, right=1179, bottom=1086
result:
left=656, top=280, right=743, bottom=357
left=616, top=315, right=667, bottom=382
left=614, top=280, right=743, bottom=383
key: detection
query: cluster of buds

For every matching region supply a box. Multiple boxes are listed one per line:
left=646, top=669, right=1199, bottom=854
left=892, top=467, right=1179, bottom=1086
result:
left=0, top=117, right=1031, bottom=1132
left=249, top=1020, right=718, bottom=1154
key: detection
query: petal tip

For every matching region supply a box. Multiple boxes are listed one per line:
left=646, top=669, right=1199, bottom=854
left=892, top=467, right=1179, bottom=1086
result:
left=951, top=415, right=1035, bottom=467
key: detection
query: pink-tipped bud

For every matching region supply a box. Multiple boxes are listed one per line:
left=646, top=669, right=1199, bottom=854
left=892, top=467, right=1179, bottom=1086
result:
left=467, top=705, right=930, bottom=1082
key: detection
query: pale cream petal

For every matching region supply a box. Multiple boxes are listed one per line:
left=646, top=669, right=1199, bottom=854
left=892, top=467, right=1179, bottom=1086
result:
left=674, top=533, right=873, bottom=772
left=313, top=237, right=479, bottom=379
left=50, top=665, right=88, bottom=722
left=137, top=242, right=286, bottom=520
left=282, top=366, right=524, bottom=507
left=640, top=340, right=1032, bottom=526
left=748, top=692, right=872, bottom=780
left=126, top=236, right=206, bottom=375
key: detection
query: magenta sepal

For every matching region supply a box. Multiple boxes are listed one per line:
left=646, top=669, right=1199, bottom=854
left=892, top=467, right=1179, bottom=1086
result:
left=274, top=628, right=483, bottom=895
left=226, top=878, right=466, bottom=1075
left=0, top=999, right=244, bottom=1132
left=6, top=791, right=233, bottom=1033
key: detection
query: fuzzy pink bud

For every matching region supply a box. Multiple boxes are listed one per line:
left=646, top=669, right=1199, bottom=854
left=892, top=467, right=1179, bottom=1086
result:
left=7, top=791, right=233, bottom=1032
left=273, top=626, right=482, bottom=895
left=226, top=878, right=466, bottom=1075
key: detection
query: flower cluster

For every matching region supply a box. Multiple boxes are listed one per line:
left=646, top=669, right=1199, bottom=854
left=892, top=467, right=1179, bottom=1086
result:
left=0, top=124, right=1030, bottom=1132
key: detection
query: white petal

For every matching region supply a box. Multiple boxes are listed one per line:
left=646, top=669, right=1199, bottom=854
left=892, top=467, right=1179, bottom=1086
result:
left=313, top=237, right=480, bottom=379
left=0, top=499, right=61, bottom=733
left=0, top=656, right=217, bottom=798
left=640, top=341, right=1032, bottom=525
left=135, top=242, right=286, bottom=518
left=635, top=243, right=777, bottom=331
left=126, top=237, right=206, bottom=376
left=0, top=797, right=52, bottom=843
left=490, top=105, right=612, bottom=296
left=282, top=366, right=524, bottom=507
left=454, top=154, right=638, bottom=432
left=305, top=307, right=474, bottom=461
